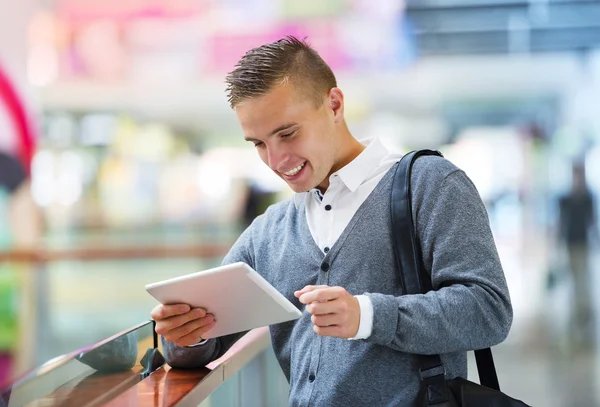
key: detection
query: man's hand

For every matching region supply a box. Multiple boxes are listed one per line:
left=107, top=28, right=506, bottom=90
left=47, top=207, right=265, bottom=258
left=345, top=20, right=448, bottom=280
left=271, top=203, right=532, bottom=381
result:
left=151, top=304, right=216, bottom=347
left=294, top=285, right=360, bottom=339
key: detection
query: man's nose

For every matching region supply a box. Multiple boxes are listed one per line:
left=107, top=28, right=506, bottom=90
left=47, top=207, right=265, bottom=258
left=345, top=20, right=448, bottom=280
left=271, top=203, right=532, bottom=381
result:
left=267, top=146, right=290, bottom=172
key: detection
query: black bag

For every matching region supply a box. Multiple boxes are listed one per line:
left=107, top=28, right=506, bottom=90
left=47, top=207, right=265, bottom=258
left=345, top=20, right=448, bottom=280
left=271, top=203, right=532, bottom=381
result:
left=391, top=150, right=530, bottom=407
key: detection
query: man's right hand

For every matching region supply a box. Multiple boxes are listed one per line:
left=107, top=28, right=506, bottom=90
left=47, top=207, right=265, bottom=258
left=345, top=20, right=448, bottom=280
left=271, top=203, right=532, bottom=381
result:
left=151, top=304, right=216, bottom=347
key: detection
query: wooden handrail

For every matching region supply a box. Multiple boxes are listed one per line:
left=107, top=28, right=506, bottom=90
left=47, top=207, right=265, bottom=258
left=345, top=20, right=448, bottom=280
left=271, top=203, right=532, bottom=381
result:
left=206, top=326, right=271, bottom=379
left=2, top=324, right=272, bottom=406
left=107, top=327, right=272, bottom=407
left=0, top=243, right=232, bottom=263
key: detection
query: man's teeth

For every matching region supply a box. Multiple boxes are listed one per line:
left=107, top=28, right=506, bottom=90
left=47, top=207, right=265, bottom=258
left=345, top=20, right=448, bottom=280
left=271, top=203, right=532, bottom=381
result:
left=283, top=162, right=305, bottom=176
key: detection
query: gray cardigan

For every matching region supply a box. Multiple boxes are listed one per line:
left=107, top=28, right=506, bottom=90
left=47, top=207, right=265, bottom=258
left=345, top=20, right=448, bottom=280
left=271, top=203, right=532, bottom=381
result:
left=162, top=156, right=513, bottom=406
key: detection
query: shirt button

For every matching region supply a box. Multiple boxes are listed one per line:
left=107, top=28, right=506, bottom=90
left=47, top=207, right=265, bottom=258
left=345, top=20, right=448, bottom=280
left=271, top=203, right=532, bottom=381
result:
left=325, top=205, right=332, bottom=211
left=321, top=263, right=330, bottom=272
left=309, top=374, right=316, bottom=382
left=324, top=247, right=330, bottom=253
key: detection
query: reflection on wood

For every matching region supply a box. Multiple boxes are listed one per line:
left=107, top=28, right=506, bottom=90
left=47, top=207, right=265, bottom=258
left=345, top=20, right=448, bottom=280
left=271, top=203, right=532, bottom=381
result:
left=105, top=328, right=271, bottom=406
left=104, top=365, right=214, bottom=407
left=23, top=368, right=142, bottom=407
left=8, top=324, right=271, bottom=405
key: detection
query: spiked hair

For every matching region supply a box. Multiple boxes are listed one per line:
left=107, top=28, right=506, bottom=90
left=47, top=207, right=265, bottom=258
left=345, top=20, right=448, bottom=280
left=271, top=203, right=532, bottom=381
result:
left=225, top=36, right=337, bottom=108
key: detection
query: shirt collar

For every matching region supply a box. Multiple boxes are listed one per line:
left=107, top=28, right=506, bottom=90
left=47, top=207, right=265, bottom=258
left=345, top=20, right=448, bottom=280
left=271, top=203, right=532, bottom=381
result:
left=335, top=137, right=388, bottom=193
left=293, top=137, right=388, bottom=208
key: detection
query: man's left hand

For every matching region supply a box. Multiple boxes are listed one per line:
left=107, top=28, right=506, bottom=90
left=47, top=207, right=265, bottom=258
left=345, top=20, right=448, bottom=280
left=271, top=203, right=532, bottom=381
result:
left=294, top=285, right=360, bottom=339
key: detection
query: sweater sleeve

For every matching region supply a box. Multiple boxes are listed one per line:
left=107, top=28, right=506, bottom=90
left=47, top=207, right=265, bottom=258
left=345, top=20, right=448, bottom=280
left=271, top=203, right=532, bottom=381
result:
left=366, top=158, right=513, bottom=354
left=162, top=224, right=256, bottom=368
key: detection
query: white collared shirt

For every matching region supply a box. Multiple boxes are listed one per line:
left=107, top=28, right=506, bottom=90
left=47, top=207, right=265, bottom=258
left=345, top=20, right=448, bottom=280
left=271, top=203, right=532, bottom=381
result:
left=294, top=137, right=403, bottom=339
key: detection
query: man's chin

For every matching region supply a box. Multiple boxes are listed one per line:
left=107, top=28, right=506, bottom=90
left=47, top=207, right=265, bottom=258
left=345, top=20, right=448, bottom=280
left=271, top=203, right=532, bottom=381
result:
left=287, top=183, right=309, bottom=193
left=283, top=178, right=317, bottom=193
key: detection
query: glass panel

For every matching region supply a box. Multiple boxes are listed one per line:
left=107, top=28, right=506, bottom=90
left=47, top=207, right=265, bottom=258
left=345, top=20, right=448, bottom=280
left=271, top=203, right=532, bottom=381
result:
left=201, top=346, right=289, bottom=407
left=0, top=320, right=159, bottom=407
left=38, top=257, right=217, bottom=366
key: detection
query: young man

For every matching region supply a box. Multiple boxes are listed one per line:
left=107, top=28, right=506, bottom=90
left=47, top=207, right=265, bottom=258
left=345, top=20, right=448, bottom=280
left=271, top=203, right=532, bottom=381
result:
left=151, top=36, right=513, bottom=406
left=558, top=163, right=597, bottom=343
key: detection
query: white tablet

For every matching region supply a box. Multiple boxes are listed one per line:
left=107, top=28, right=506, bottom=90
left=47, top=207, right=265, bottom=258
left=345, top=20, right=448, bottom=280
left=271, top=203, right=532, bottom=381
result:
left=145, top=262, right=302, bottom=339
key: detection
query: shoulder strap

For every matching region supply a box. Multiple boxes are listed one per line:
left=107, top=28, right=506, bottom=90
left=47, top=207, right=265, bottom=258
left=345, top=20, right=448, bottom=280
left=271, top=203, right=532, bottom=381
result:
left=390, top=150, right=501, bottom=397
left=390, top=149, right=441, bottom=295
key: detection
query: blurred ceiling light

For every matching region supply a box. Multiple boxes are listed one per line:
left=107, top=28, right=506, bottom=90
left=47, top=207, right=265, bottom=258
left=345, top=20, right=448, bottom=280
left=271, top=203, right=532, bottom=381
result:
left=31, top=151, right=55, bottom=207
left=57, top=151, right=83, bottom=206
left=196, top=158, right=232, bottom=202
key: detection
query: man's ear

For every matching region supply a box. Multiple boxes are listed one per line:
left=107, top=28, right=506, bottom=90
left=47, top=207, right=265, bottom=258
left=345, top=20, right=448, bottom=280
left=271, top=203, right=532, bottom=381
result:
left=328, top=88, right=344, bottom=123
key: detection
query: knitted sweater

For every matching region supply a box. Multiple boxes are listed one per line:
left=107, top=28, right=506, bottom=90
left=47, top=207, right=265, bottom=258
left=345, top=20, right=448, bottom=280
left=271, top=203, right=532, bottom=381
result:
left=162, top=156, right=513, bottom=406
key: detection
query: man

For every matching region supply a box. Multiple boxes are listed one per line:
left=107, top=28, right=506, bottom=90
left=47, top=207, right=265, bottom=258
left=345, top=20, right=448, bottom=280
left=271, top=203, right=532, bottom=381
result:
left=558, top=162, right=597, bottom=343
left=152, top=36, right=513, bottom=406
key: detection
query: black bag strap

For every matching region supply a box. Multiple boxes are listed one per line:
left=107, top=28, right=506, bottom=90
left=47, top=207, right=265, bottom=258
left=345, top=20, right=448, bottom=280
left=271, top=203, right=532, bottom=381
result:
left=390, top=150, right=501, bottom=404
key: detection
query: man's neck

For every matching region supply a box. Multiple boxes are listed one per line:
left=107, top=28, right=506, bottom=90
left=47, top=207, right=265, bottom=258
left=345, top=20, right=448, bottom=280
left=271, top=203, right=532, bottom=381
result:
left=317, top=131, right=365, bottom=194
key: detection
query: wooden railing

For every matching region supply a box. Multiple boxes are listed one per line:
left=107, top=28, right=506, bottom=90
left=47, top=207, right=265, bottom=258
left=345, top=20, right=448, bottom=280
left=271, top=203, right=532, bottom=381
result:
left=1, top=323, right=272, bottom=406
left=0, top=243, right=231, bottom=262
left=107, top=327, right=271, bottom=407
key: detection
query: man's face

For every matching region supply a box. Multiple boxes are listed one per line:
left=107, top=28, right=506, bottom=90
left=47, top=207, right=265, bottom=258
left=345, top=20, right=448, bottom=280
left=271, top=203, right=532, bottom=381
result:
left=235, top=84, right=340, bottom=193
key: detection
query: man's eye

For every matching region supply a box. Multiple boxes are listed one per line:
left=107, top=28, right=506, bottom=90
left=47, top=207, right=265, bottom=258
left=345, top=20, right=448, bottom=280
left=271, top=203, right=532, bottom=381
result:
left=253, top=141, right=264, bottom=147
left=280, top=131, right=296, bottom=139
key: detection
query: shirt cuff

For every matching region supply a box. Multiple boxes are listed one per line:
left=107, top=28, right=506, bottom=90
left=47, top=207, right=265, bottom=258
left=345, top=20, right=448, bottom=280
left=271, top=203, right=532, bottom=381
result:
left=184, top=339, right=209, bottom=348
left=349, top=295, right=373, bottom=340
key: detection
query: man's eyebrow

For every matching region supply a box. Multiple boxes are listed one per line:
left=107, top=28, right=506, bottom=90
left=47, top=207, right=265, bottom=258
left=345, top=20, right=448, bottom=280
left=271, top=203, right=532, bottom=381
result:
left=244, top=123, right=298, bottom=142
left=269, top=123, right=298, bottom=136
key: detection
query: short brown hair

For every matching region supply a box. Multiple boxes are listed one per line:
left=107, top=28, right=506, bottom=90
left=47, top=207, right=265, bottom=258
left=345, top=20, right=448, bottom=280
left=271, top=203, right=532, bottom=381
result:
left=225, top=36, right=337, bottom=108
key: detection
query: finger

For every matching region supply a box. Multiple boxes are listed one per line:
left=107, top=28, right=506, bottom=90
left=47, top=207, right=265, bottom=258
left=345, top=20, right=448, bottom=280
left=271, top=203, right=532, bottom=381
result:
left=175, top=321, right=217, bottom=347
left=299, top=287, right=344, bottom=304
left=305, top=300, right=338, bottom=315
left=294, top=285, right=329, bottom=298
left=155, top=308, right=209, bottom=336
left=311, top=313, right=339, bottom=327
left=191, top=308, right=207, bottom=318
left=162, top=314, right=215, bottom=343
left=151, top=304, right=191, bottom=321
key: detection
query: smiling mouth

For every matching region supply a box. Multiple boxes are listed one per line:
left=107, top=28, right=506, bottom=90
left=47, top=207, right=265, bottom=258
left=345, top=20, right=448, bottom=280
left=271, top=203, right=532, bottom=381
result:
left=282, top=161, right=306, bottom=177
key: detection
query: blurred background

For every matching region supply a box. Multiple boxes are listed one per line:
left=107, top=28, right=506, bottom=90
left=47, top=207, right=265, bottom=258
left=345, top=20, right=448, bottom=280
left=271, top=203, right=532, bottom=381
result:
left=0, top=0, right=599, bottom=405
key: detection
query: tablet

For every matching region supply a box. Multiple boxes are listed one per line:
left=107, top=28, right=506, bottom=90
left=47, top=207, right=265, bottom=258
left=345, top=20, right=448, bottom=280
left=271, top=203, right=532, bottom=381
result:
left=145, top=262, right=302, bottom=339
